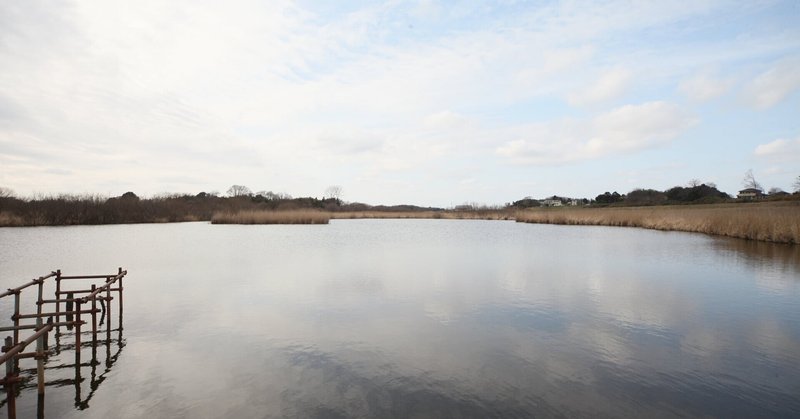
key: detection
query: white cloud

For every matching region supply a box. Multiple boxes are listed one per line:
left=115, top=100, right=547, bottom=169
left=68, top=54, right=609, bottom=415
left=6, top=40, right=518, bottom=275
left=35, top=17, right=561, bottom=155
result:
left=742, top=58, right=800, bottom=109
left=568, top=67, right=632, bottom=106
left=754, top=137, right=800, bottom=162
left=496, top=102, right=696, bottom=165
left=1, top=1, right=798, bottom=204
left=679, top=72, right=734, bottom=102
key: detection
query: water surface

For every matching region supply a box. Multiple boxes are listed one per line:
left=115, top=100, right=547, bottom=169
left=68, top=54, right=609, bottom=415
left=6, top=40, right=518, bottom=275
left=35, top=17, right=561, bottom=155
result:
left=1, top=220, right=799, bottom=418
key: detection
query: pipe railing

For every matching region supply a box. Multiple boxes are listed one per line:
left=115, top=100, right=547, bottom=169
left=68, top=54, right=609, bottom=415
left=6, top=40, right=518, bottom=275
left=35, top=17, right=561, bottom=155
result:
left=1, top=268, right=128, bottom=419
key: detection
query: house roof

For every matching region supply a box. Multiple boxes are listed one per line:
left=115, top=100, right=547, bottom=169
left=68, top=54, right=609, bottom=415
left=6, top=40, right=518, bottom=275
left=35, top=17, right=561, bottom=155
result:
left=738, top=188, right=762, bottom=193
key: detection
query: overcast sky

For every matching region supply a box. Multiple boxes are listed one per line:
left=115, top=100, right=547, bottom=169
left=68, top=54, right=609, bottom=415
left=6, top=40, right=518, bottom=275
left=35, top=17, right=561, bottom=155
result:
left=1, top=1, right=799, bottom=206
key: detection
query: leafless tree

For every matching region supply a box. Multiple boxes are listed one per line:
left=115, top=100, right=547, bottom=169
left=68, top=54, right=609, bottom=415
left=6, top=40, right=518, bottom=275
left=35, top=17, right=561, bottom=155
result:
left=687, top=179, right=701, bottom=187
left=742, top=169, right=763, bottom=191
left=792, top=176, right=800, bottom=193
left=227, top=184, right=252, bottom=197
left=324, top=185, right=343, bottom=202
left=0, top=187, right=14, bottom=199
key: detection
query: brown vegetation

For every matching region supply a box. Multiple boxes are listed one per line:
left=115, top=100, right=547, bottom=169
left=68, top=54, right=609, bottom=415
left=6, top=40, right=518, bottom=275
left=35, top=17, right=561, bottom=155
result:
left=515, top=202, right=800, bottom=244
left=211, top=210, right=330, bottom=224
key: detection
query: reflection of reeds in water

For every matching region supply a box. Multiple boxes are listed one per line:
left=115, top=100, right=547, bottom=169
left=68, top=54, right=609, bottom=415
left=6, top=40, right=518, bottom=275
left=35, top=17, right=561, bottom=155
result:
left=515, top=203, right=800, bottom=244
left=329, top=211, right=514, bottom=220
left=211, top=210, right=330, bottom=224
left=211, top=210, right=514, bottom=224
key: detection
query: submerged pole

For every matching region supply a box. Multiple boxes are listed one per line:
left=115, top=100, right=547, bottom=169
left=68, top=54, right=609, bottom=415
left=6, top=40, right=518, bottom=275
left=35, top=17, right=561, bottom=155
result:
left=4, top=336, right=16, bottom=419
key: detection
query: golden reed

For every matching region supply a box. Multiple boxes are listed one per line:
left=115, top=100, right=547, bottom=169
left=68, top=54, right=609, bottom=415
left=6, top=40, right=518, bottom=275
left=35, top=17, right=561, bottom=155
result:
left=514, top=203, right=800, bottom=244
left=211, top=210, right=330, bottom=224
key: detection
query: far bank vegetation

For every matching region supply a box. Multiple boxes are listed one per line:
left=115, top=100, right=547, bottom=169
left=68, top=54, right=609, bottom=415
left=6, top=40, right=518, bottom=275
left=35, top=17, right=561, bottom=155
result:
left=515, top=202, right=800, bottom=244
left=2, top=180, right=799, bottom=243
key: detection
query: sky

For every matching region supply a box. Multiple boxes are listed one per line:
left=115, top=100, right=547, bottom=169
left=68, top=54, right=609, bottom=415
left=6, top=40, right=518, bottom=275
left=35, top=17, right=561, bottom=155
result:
left=1, top=0, right=799, bottom=207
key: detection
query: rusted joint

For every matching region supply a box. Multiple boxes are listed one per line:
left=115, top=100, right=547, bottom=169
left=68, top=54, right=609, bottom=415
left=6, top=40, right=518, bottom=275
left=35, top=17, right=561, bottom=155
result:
left=0, top=375, right=23, bottom=385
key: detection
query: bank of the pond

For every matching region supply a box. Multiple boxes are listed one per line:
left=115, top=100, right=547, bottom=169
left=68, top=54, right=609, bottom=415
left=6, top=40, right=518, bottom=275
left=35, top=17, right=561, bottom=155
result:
left=514, top=202, right=800, bottom=244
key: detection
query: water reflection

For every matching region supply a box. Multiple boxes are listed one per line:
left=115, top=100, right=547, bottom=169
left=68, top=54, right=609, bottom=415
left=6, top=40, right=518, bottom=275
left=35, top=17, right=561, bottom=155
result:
left=0, top=221, right=799, bottom=418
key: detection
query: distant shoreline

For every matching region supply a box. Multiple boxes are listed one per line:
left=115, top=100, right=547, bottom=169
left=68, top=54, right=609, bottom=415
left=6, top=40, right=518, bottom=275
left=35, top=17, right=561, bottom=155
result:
left=3, top=201, right=798, bottom=244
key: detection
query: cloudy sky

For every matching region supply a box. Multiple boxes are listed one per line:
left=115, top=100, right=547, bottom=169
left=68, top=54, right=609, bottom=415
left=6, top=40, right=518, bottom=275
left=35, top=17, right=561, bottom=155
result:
left=1, top=1, right=799, bottom=206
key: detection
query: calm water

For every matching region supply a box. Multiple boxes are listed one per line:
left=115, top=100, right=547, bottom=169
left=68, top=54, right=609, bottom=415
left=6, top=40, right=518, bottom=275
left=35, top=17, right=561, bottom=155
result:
left=1, top=220, right=799, bottom=418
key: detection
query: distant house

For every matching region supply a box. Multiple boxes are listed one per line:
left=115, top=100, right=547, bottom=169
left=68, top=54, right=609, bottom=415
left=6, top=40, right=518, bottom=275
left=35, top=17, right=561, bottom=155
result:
left=542, top=199, right=563, bottom=207
left=737, top=188, right=763, bottom=200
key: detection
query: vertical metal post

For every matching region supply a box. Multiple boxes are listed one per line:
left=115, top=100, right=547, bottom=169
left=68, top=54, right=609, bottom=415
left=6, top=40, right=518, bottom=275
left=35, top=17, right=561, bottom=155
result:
left=12, top=292, right=20, bottom=372
left=43, top=317, right=51, bottom=350
left=106, top=281, right=112, bottom=342
left=55, top=270, right=61, bottom=323
left=36, top=318, right=45, bottom=395
left=12, top=292, right=20, bottom=348
left=37, top=279, right=44, bottom=319
left=90, top=285, right=97, bottom=345
left=4, top=336, right=16, bottom=419
left=66, top=292, right=74, bottom=331
left=118, top=268, right=124, bottom=325
left=75, top=301, right=81, bottom=354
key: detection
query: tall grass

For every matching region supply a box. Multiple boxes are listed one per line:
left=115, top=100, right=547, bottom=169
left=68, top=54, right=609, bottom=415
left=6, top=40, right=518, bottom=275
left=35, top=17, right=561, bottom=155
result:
left=211, top=210, right=330, bottom=224
left=515, top=203, right=800, bottom=244
left=0, top=212, right=24, bottom=227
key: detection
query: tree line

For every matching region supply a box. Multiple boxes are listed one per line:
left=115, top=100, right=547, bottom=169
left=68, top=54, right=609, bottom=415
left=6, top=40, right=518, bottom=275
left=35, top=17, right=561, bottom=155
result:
left=0, top=185, right=440, bottom=226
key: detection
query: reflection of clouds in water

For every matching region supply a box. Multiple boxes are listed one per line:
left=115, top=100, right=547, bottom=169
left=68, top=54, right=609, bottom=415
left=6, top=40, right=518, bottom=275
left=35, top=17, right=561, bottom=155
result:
left=754, top=265, right=798, bottom=294
left=3, top=221, right=800, bottom=417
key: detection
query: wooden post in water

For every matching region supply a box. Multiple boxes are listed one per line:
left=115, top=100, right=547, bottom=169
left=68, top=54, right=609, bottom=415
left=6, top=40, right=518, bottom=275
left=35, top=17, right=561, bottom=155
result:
left=4, top=336, right=16, bottom=419
left=36, top=279, right=44, bottom=350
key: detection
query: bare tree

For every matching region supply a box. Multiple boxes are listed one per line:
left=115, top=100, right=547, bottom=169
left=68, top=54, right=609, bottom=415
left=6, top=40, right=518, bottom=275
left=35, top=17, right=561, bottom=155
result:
left=793, top=176, right=800, bottom=193
left=324, top=185, right=343, bottom=202
left=742, top=169, right=763, bottom=191
left=227, top=184, right=252, bottom=197
left=0, top=187, right=14, bottom=199
left=687, top=179, right=701, bottom=187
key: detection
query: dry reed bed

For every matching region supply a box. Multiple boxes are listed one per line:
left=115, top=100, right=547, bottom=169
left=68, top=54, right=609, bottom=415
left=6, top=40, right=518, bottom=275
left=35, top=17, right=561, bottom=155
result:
left=515, top=204, right=800, bottom=244
left=211, top=210, right=330, bottom=224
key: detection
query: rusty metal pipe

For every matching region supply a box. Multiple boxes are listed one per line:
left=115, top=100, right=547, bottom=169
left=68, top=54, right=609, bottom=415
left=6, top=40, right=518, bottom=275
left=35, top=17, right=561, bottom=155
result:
left=0, top=273, right=56, bottom=299
left=0, top=323, right=54, bottom=365
left=14, top=309, right=100, bottom=320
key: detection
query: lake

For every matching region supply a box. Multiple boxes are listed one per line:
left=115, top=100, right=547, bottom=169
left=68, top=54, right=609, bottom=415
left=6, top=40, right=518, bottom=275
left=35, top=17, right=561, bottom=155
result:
left=1, top=220, right=799, bottom=418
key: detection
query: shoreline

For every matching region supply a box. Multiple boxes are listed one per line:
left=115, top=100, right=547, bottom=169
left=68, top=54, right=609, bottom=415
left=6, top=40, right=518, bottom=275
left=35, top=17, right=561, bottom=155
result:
left=514, top=202, right=800, bottom=244
left=2, top=202, right=798, bottom=244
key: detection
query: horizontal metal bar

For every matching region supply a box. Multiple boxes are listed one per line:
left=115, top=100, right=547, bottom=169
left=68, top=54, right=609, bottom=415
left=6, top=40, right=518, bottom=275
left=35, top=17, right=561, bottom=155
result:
left=0, top=322, right=53, bottom=364
left=15, top=350, right=50, bottom=360
left=0, top=272, right=57, bottom=299
left=39, top=296, right=113, bottom=304
left=56, top=289, right=119, bottom=295
left=59, top=271, right=126, bottom=281
left=0, top=321, right=83, bottom=332
left=15, top=309, right=99, bottom=320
